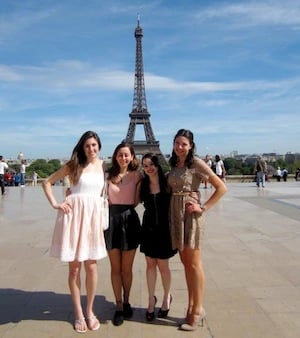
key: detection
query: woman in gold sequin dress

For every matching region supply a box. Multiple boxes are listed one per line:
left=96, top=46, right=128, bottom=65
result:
left=167, top=129, right=227, bottom=331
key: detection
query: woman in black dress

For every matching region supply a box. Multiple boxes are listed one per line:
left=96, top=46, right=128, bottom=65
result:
left=140, top=153, right=177, bottom=321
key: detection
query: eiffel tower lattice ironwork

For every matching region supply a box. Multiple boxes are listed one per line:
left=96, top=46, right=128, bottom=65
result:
left=124, top=19, right=167, bottom=165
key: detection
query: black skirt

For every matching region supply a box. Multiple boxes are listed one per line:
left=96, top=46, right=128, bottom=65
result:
left=104, top=204, right=141, bottom=251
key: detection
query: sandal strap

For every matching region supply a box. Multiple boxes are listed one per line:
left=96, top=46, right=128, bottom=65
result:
left=86, top=315, right=100, bottom=331
left=75, top=317, right=85, bottom=324
left=87, top=315, right=96, bottom=320
left=74, top=318, right=87, bottom=333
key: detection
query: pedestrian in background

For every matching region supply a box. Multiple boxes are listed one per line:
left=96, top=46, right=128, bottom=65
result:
left=32, top=171, right=38, bottom=186
left=276, top=167, right=282, bottom=182
left=203, top=155, right=212, bottom=189
left=282, top=168, right=288, bottom=182
left=0, top=155, right=9, bottom=195
left=20, top=159, right=26, bottom=187
left=253, top=156, right=267, bottom=188
left=295, top=168, right=300, bottom=181
left=215, top=155, right=226, bottom=182
left=14, top=172, right=20, bottom=186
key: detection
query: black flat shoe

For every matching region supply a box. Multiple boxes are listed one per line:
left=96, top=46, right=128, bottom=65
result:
left=157, top=294, right=173, bottom=318
left=112, top=310, right=124, bottom=326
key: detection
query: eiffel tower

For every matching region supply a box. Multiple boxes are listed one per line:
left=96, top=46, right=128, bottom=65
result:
left=124, top=18, right=167, bottom=166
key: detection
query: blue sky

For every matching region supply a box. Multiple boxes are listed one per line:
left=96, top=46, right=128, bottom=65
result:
left=1, top=0, right=300, bottom=160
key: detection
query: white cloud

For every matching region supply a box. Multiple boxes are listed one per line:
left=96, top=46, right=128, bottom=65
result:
left=0, top=0, right=300, bottom=159
left=198, top=1, right=300, bottom=27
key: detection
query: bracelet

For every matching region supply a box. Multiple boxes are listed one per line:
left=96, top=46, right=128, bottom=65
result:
left=201, top=205, right=206, bottom=213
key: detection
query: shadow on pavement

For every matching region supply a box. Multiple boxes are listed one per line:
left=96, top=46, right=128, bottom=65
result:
left=0, top=288, right=113, bottom=325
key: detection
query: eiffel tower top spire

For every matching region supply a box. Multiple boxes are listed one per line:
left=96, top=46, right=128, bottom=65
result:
left=131, top=18, right=149, bottom=117
left=124, top=19, right=167, bottom=166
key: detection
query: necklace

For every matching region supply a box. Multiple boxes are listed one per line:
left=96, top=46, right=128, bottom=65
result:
left=117, top=171, right=129, bottom=184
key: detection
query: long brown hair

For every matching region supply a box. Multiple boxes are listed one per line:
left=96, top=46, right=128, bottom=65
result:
left=66, top=131, right=101, bottom=184
left=108, top=142, right=139, bottom=181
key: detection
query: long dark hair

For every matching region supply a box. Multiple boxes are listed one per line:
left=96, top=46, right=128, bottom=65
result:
left=108, top=142, right=139, bottom=180
left=140, top=153, right=168, bottom=201
left=67, top=130, right=101, bottom=184
left=169, top=129, right=196, bottom=168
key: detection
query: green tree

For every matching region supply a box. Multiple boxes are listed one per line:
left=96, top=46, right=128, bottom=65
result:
left=28, top=159, right=62, bottom=178
left=224, top=158, right=243, bottom=175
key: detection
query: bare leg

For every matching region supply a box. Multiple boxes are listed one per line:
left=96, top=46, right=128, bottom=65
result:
left=69, top=261, right=87, bottom=332
left=157, top=259, right=172, bottom=310
left=179, top=251, right=192, bottom=318
left=84, top=260, right=98, bottom=317
left=179, top=248, right=205, bottom=321
left=108, top=249, right=123, bottom=310
left=121, top=249, right=136, bottom=304
left=84, top=260, right=100, bottom=330
left=145, top=256, right=157, bottom=312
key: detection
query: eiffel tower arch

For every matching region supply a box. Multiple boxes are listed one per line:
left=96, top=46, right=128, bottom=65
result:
left=124, top=19, right=167, bottom=166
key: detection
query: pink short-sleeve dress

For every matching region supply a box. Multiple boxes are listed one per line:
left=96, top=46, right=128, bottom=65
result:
left=50, top=172, right=107, bottom=262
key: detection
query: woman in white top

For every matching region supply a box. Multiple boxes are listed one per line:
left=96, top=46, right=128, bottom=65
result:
left=43, top=131, right=107, bottom=333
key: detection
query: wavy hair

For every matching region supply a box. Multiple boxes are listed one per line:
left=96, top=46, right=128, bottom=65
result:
left=108, top=142, right=139, bottom=180
left=66, top=130, right=101, bottom=184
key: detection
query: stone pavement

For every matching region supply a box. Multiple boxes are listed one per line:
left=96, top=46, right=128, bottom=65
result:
left=0, top=181, right=300, bottom=338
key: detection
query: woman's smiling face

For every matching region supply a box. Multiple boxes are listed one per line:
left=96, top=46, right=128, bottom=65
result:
left=83, top=137, right=99, bottom=160
left=142, top=157, right=158, bottom=177
left=116, top=146, right=133, bottom=169
left=173, top=135, right=192, bottom=160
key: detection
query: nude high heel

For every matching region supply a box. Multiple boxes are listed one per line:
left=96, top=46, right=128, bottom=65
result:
left=180, top=308, right=206, bottom=331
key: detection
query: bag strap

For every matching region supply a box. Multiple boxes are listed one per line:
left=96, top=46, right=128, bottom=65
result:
left=101, top=160, right=108, bottom=197
left=100, top=178, right=107, bottom=197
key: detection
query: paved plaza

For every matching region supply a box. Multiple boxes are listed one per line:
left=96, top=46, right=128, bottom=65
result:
left=0, top=181, right=300, bottom=338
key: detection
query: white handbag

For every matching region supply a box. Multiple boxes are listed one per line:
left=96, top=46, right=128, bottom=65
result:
left=101, top=181, right=109, bottom=231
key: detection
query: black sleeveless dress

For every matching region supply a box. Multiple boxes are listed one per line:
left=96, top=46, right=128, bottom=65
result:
left=140, top=192, right=177, bottom=259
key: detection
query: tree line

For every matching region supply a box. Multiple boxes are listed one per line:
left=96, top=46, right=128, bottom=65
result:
left=223, top=158, right=300, bottom=176
left=9, top=159, right=61, bottom=180
left=9, top=157, right=300, bottom=180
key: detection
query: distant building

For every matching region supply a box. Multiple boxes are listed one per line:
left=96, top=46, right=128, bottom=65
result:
left=285, top=152, right=300, bottom=163
left=230, top=150, right=239, bottom=158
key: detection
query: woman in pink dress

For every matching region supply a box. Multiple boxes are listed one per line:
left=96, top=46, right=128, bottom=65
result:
left=42, top=131, right=107, bottom=333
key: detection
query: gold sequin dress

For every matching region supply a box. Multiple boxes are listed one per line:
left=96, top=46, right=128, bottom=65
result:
left=167, top=158, right=211, bottom=251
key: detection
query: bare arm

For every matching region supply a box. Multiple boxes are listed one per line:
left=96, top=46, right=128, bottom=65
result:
left=42, top=165, right=72, bottom=213
left=186, top=173, right=227, bottom=214
left=202, top=174, right=227, bottom=210
left=134, top=172, right=143, bottom=206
